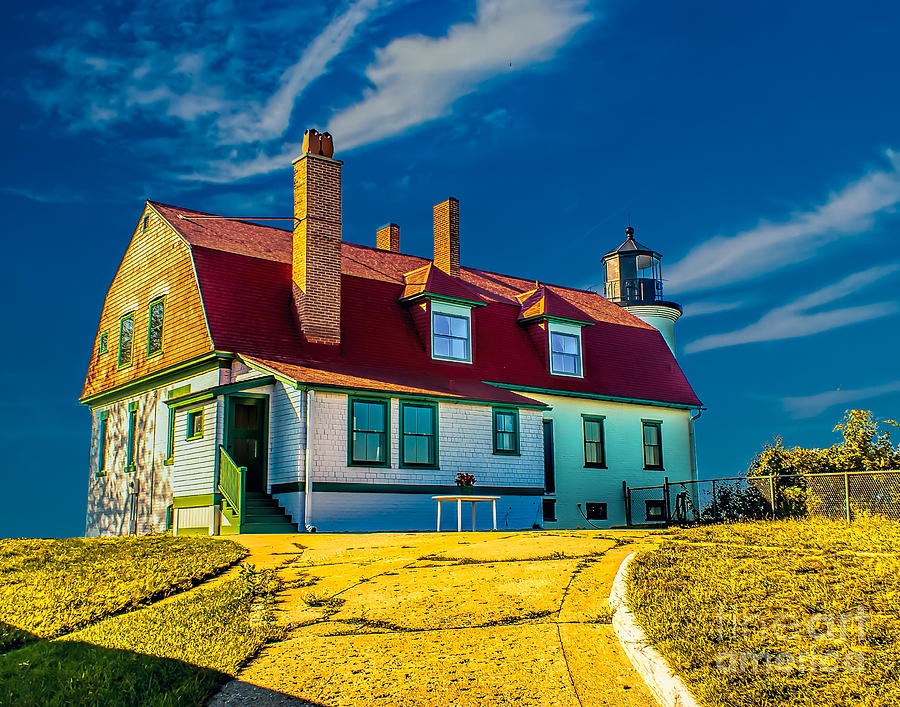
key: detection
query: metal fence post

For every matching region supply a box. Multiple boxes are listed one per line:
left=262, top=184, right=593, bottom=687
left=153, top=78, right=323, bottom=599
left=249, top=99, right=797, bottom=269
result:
left=711, top=479, right=718, bottom=522
left=663, top=476, right=671, bottom=527
left=844, top=471, right=851, bottom=522
left=622, top=480, right=631, bottom=527
left=768, top=474, right=776, bottom=519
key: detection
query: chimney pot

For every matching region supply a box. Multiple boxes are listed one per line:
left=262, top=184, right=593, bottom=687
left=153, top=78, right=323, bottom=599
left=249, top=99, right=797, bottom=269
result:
left=433, top=197, right=460, bottom=277
left=377, top=223, right=400, bottom=252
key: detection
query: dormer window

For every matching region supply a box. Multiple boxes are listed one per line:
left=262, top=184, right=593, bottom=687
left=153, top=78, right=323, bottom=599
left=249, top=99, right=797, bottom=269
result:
left=431, top=301, right=472, bottom=363
left=548, top=321, right=583, bottom=377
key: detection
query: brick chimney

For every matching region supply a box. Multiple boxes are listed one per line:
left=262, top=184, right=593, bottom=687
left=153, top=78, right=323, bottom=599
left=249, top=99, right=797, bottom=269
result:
left=376, top=223, right=400, bottom=252
left=433, top=197, right=460, bottom=277
left=292, top=129, right=342, bottom=345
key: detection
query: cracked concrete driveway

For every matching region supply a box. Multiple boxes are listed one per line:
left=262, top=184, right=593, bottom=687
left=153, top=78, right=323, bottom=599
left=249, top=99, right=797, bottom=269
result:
left=209, top=531, right=658, bottom=707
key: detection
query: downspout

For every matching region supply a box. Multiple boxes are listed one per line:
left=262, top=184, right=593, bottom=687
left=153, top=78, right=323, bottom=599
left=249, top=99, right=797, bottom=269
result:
left=304, top=388, right=317, bottom=532
left=689, top=409, right=702, bottom=480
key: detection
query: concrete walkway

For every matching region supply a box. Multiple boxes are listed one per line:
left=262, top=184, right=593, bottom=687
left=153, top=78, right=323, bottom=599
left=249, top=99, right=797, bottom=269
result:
left=210, top=531, right=659, bottom=707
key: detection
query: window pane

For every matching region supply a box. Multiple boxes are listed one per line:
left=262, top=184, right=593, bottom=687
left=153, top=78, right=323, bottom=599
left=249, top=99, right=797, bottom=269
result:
left=551, top=332, right=578, bottom=354
left=366, top=432, right=385, bottom=462
left=449, top=316, right=468, bottom=338
left=449, top=337, right=467, bottom=360
left=497, top=412, right=514, bottom=433
left=497, top=432, right=515, bottom=451
left=645, top=446, right=660, bottom=467
left=586, top=441, right=600, bottom=465
left=433, top=336, right=452, bottom=358
left=644, top=423, right=659, bottom=445
left=416, top=406, right=433, bottom=434
left=584, top=420, right=600, bottom=443
left=552, top=352, right=577, bottom=374
left=434, top=314, right=451, bottom=336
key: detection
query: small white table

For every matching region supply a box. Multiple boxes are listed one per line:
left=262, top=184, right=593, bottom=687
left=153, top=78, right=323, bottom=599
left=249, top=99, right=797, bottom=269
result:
left=432, top=495, right=500, bottom=532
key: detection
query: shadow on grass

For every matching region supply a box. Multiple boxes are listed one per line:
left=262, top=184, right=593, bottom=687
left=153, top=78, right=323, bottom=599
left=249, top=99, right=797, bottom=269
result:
left=0, top=623, right=328, bottom=707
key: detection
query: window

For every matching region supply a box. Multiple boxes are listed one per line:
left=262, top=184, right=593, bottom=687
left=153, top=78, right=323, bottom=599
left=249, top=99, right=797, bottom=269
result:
left=186, top=409, right=204, bottom=440
left=642, top=420, right=663, bottom=469
left=147, top=297, right=165, bottom=357
left=431, top=301, right=472, bottom=362
left=98, top=332, right=108, bottom=355
left=583, top=415, right=606, bottom=468
left=126, top=402, right=138, bottom=471
left=349, top=398, right=389, bottom=466
left=548, top=322, right=583, bottom=376
left=401, top=402, right=438, bottom=468
left=165, top=384, right=190, bottom=465
left=97, top=410, right=109, bottom=476
left=586, top=502, right=607, bottom=520
left=142, top=215, right=149, bottom=232
left=543, top=498, right=556, bottom=522
left=118, top=313, right=135, bottom=368
left=493, top=408, right=519, bottom=455
left=645, top=499, right=666, bottom=521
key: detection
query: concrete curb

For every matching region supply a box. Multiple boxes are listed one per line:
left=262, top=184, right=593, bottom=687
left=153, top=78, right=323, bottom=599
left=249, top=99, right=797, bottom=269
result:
left=608, top=552, right=701, bottom=707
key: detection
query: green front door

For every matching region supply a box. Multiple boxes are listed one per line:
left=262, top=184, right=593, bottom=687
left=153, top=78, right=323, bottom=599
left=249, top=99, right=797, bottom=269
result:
left=226, top=395, right=268, bottom=493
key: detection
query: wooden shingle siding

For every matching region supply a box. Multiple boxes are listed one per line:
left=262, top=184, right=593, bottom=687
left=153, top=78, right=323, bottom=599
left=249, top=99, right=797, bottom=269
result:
left=81, top=204, right=214, bottom=400
left=85, top=369, right=220, bottom=536
left=268, top=382, right=306, bottom=488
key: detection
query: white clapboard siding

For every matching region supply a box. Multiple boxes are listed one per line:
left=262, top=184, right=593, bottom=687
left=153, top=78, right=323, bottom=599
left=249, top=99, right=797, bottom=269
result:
left=268, top=382, right=306, bottom=487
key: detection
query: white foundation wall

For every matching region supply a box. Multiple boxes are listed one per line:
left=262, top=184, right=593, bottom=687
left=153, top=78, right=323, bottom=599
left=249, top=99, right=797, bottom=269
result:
left=274, top=491, right=543, bottom=533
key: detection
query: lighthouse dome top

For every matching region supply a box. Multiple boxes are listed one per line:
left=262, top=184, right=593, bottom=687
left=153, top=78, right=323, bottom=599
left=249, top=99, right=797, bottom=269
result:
left=602, top=225, right=660, bottom=261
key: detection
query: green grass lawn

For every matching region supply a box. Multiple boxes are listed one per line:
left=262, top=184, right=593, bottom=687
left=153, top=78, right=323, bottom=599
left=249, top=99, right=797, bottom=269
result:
left=0, top=565, right=282, bottom=706
left=629, top=518, right=900, bottom=707
left=0, top=536, right=280, bottom=706
left=0, top=535, right=246, bottom=650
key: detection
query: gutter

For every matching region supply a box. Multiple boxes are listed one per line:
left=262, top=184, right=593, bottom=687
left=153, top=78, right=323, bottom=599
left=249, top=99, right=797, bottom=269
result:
left=303, top=389, right=317, bottom=532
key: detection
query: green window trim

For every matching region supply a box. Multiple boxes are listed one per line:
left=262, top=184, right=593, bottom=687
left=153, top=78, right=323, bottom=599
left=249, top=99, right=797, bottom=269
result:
left=164, top=407, right=176, bottom=464
left=98, top=331, right=108, bottom=355
left=147, top=296, right=165, bottom=358
left=348, top=396, right=391, bottom=468
left=117, top=312, right=135, bottom=369
left=400, top=401, right=439, bottom=469
left=185, top=408, right=204, bottom=441
left=492, top=407, right=520, bottom=455
left=97, top=410, right=109, bottom=476
left=642, top=419, right=664, bottom=470
left=125, top=402, right=138, bottom=472
left=582, top=414, right=607, bottom=468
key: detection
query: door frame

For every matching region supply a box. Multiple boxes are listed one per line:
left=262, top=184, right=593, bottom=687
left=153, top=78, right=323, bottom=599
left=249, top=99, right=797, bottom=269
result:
left=223, top=393, right=270, bottom=493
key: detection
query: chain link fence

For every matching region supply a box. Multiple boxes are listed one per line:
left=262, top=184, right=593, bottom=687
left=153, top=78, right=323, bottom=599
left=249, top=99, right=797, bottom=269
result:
left=624, top=470, right=900, bottom=526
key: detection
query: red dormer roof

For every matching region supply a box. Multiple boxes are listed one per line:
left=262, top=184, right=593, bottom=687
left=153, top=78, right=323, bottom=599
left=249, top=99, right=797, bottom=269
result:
left=150, top=201, right=701, bottom=408
left=400, top=263, right=486, bottom=305
left=517, top=284, right=594, bottom=324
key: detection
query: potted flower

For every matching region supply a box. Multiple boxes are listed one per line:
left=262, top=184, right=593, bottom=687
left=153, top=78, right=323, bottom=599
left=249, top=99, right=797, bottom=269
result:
left=455, top=472, right=476, bottom=494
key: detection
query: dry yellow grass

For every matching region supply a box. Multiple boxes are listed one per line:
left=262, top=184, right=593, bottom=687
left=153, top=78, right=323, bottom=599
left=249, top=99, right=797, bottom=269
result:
left=210, top=530, right=658, bottom=707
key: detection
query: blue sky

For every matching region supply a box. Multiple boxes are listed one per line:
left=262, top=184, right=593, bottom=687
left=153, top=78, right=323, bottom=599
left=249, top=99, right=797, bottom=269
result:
left=3, top=0, right=899, bottom=537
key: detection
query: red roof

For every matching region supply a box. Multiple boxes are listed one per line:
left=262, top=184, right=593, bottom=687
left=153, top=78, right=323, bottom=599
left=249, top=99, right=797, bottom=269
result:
left=400, top=263, right=486, bottom=304
left=151, top=201, right=701, bottom=407
left=517, top=284, right=593, bottom=323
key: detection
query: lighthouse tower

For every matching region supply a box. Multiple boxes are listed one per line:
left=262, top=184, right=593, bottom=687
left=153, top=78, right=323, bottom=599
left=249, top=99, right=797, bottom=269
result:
left=601, top=226, right=682, bottom=354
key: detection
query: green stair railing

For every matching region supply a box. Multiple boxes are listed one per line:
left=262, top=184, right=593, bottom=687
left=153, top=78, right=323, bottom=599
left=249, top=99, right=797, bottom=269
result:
left=218, top=446, right=246, bottom=521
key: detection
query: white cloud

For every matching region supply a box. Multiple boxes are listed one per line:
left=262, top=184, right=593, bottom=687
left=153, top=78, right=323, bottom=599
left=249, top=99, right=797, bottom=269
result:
left=666, top=150, right=900, bottom=295
left=326, top=0, right=591, bottom=151
left=782, top=381, right=900, bottom=419
left=683, top=264, right=900, bottom=354
left=681, top=300, right=746, bottom=318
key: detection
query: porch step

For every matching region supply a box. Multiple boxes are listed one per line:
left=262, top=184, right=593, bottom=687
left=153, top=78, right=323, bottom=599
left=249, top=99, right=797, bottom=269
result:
left=238, top=491, right=298, bottom=533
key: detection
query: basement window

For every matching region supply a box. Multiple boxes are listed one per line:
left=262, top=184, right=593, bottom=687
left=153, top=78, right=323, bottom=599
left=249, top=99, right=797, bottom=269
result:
left=431, top=301, right=472, bottom=363
left=586, top=502, right=607, bottom=521
left=542, top=498, right=556, bottom=522
left=645, top=499, right=666, bottom=522
left=548, top=321, right=583, bottom=377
